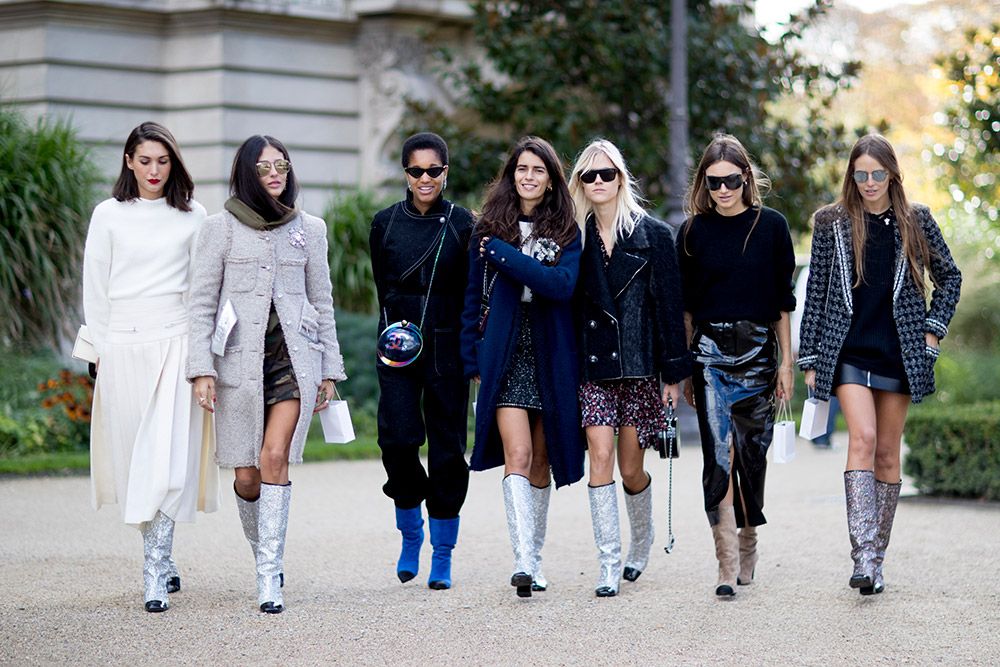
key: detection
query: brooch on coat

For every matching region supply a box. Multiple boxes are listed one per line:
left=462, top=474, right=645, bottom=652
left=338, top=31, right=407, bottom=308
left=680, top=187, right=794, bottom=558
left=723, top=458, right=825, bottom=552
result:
left=287, top=224, right=306, bottom=249
left=532, top=238, right=561, bottom=265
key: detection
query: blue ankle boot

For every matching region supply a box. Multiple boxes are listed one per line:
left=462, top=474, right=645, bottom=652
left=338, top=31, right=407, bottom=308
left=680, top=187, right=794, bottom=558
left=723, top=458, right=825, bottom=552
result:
left=428, top=516, right=460, bottom=590
left=395, top=505, right=424, bottom=583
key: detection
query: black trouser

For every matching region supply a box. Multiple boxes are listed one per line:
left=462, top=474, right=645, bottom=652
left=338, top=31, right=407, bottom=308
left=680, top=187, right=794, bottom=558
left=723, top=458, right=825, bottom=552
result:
left=376, top=350, right=470, bottom=519
left=690, top=321, right=777, bottom=528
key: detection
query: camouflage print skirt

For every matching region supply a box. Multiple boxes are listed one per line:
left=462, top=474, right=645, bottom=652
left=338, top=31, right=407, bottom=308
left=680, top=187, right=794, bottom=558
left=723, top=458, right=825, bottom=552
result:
left=263, top=305, right=301, bottom=405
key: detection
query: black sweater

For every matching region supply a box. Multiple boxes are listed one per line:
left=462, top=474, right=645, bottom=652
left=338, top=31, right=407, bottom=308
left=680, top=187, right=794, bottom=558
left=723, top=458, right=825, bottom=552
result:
left=677, top=206, right=796, bottom=324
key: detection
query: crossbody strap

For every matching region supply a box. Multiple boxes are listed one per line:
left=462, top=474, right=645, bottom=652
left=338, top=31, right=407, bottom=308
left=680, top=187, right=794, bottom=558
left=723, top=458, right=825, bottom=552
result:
left=416, top=203, right=454, bottom=331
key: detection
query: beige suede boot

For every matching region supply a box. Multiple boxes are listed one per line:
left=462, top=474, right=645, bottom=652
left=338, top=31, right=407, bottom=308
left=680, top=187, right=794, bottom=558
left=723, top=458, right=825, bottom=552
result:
left=712, top=506, right=739, bottom=598
left=737, top=525, right=758, bottom=585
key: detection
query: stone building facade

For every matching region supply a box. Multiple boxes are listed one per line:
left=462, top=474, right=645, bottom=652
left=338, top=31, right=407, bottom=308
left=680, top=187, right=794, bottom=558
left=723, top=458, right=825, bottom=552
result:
left=0, top=0, right=474, bottom=211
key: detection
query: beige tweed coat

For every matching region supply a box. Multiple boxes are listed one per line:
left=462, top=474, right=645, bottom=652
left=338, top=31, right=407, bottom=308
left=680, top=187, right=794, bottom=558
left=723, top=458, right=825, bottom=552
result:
left=186, top=210, right=346, bottom=467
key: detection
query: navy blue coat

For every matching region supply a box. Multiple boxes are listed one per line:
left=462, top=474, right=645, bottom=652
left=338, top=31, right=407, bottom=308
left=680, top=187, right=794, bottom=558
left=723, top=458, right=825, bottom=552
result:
left=460, top=231, right=586, bottom=488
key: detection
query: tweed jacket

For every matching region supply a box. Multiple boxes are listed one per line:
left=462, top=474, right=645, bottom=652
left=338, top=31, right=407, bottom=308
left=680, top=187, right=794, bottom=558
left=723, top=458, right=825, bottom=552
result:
left=575, top=215, right=692, bottom=385
left=797, top=203, right=961, bottom=403
left=186, top=210, right=347, bottom=467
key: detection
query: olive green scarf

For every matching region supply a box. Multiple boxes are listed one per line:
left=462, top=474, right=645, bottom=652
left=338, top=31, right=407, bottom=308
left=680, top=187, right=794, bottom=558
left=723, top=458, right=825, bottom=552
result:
left=225, top=197, right=298, bottom=230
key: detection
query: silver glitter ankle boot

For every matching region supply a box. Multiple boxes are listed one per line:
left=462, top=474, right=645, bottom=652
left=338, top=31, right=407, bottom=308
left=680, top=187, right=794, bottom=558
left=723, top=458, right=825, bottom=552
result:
left=864, top=479, right=902, bottom=595
left=529, top=482, right=551, bottom=591
left=588, top=482, right=622, bottom=598
left=844, top=470, right=878, bottom=591
left=256, top=482, right=291, bottom=613
left=141, top=511, right=175, bottom=612
left=502, top=474, right=535, bottom=598
left=622, top=476, right=654, bottom=582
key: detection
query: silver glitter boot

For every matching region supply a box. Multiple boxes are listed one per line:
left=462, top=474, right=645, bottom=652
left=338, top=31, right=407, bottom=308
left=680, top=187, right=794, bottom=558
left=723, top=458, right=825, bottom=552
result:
left=235, top=487, right=285, bottom=589
left=622, top=476, right=654, bottom=582
left=844, top=470, right=878, bottom=591
left=256, top=482, right=291, bottom=613
left=141, top=511, right=175, bottom=612
left=166, top=556, right=180, bottom=594
left=588, top=482, right=622, bottom=598
left=863, top=479, right=902, bottom=595
left=502, top=474, right=535, bottom=598
left=529, top=482, right=551, bottom=591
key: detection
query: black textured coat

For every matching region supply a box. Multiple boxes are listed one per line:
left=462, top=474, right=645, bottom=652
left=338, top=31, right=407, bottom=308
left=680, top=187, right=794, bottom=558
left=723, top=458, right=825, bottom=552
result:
left=575, top=215, right=692, bottom=385
left=798, top=203, right=962, bottom=403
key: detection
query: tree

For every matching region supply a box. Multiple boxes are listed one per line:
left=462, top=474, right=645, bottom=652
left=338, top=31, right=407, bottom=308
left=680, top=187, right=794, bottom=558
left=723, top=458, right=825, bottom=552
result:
left=0, top=107, right=101, bottom=350
left=402, top=0, right=861, bottom=231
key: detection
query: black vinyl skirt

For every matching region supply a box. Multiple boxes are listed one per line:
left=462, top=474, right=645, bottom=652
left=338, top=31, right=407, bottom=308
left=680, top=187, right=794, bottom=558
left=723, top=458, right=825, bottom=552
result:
left=833, top=362, right=910, bottom=395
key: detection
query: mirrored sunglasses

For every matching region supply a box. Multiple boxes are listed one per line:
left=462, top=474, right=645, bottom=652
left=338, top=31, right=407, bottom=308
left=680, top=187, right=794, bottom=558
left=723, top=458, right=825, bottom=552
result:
left=255, top=159, right=291, bottom=177
left=706, top=173, right=745, bottom=191
left=404, top=166, right=447, bottom=179
left=579, top=168, right=619, bottom=184
left=853, top=169, right=889, bottom=184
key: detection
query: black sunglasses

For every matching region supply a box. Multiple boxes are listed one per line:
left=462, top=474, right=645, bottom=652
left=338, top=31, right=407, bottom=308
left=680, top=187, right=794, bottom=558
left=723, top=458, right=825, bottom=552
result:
left=853, top=169, right=889, bottom=184
left=579, top=168, right=619, bottom=184
left=706, top=173, right=745, bottom=191
left=404, top=166, right=447, bottom=179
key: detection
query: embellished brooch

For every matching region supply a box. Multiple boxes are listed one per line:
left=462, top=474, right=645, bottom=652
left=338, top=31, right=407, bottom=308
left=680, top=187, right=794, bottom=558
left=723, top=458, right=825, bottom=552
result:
left=532, top=238, right=561, bottom=265
left=287, top=224, right=306, bottom=249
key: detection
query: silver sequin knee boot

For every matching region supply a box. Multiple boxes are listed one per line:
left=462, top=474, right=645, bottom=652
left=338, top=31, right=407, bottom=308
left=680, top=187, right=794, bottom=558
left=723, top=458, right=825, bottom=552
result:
left=864, top=478, right=902, bottom=595
left=235, top=485, right=284, bottom=588
left=141, top=511, right=175, bottom=612
left=530, top=482, right=551, bottom=591
left=502, top=474, right=535, bottom=598
left=588, top=482, right=622, bottom=598
left=622, top=475, right=654, bottom=582
left=844, top=470, right=878, bottom=592
left=256, top=482, right=291, bottom=613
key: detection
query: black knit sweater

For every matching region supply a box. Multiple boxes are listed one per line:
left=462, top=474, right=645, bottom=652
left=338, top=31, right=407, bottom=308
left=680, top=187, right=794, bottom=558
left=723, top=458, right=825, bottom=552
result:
left=677, top=206, right=796, bottom=324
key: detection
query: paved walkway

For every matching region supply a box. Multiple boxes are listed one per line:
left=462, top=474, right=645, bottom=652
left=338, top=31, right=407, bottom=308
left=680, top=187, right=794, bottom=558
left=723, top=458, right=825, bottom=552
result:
left=2, top=434, right=998, bottom=665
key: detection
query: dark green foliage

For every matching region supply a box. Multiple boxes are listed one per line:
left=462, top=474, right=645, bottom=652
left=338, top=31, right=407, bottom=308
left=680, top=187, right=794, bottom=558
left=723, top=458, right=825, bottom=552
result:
left=904, top=400, right=1000, bottom=501
left=324, top=190, right=393, bottom=314
left=0, top=107, right=101, bottom=349
left=332, top=310, right=379, bottom=437
left=402, top=0, right=862, bottom=231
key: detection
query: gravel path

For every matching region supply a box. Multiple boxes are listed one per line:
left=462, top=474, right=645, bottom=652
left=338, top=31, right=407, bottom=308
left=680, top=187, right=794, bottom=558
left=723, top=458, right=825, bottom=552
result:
left=2, top=434, right=998, bottom=665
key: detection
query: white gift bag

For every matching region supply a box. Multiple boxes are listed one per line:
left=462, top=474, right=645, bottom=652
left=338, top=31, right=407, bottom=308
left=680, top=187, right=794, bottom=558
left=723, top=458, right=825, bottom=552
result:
left=319, top=387, right=355, bottom=444
left=772, top=399, right=797, bottom=464
left=799, top=392, right=831, bottom=440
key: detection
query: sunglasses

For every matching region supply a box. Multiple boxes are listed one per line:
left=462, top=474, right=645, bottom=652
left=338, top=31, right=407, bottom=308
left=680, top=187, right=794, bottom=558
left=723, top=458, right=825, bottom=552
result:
left=706, top=173, right=745, bottom=191
left=853, top=169, right=889, bottom=184
left=579, top=168, right=619, bottom=184
left=404, top=166, right=447, bottom=179
left=255, top=159, right=291, bottom=177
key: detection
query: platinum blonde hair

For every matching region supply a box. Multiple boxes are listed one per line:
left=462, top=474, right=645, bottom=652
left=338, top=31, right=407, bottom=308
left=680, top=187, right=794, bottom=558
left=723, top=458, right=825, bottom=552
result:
left=569, top=139, right=648, bottom=241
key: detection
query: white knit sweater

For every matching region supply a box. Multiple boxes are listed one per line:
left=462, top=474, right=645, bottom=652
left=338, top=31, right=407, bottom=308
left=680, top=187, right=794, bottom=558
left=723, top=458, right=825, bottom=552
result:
left=82, top=197, right=207, bottom=356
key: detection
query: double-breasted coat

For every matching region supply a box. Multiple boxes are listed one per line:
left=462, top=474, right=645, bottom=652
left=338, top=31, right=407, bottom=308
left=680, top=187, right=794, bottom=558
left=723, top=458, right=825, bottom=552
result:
left=187, top=210, right=347, bottom=467
left=797, top=203, right=961, bottom=403
left=460, top=231, right=586, bottom=489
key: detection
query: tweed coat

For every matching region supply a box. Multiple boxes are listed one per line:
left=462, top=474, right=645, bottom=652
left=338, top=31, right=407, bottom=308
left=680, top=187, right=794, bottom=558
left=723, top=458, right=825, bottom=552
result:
left=575, top=214, right=692, bottom=385
left=187, top=210, right=347, bottom=467
left=460, top=231, right=586, bottom=489
left=797, top=203, right=961, bottom=403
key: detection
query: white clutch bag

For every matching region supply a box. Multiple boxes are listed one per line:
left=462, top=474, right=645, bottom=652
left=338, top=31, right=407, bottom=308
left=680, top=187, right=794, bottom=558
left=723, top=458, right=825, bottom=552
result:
left=72, top=325, right=98, bottom=363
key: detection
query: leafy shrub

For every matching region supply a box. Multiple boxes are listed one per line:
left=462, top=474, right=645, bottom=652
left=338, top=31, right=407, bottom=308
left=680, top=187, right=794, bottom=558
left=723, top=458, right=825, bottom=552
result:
left=904, top=401, right=1000, bottom=500
left=331, top=311, right=380, bottom=438
left=0, top=106, right=101, bottom=349
left=37, top=368, right=94, bottom=453
left=324, top=190, right=394, bottom=315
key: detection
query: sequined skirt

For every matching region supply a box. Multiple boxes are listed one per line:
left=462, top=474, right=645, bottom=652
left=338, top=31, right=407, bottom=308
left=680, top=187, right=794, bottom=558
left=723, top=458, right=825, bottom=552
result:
left=579, top=377, right=666, bottom=449
left=496, top=305, right=542, bottom=410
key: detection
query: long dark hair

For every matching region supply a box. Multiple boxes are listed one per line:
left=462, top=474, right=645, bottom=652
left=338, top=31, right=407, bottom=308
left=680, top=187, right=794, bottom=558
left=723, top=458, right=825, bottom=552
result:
left=112, top=122, right=193, bottom=212
left=835, top=134, right=929, bottom=294
left=230, top=135, right=299, bottom=221
left=476, top=136, right=577, bottom=251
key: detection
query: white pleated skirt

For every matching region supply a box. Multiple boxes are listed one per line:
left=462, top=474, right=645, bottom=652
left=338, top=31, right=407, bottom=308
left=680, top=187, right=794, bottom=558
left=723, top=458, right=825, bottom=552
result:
left=90, top=294, right=220, bottom=525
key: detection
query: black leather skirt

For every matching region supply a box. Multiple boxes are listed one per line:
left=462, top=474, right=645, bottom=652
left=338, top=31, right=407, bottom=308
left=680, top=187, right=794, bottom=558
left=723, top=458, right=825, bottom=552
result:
left=833, top=362, right=909, bottom=395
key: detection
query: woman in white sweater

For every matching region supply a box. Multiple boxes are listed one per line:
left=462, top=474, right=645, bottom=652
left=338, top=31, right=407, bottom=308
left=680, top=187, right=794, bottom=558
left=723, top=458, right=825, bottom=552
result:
left=83, top=122, right=219, bottom=613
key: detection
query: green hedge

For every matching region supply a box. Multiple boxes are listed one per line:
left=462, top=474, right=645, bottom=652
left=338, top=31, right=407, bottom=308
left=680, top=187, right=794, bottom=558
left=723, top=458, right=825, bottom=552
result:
left=904, top=401, right=1000, bottom=501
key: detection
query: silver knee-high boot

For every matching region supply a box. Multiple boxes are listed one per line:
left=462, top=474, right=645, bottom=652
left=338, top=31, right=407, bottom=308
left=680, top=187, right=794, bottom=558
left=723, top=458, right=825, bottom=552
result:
left=166, top=556, right=180, bottom=594
left=141, top=511, right=175, bottom=612
left=844, top=470, right=878, bottom=591
left=257, top=482, right=291, bottom=613
left=235, top=486, right=284, bottom=588
left=864, top=479, right=902, bottom=595
left=530, top=482, right=551, bottom=591
left=502, top=474, right=535, bottom=598
left=622, top=475, right=654, bottom=582
left=588, top=482, right=622, bottom=597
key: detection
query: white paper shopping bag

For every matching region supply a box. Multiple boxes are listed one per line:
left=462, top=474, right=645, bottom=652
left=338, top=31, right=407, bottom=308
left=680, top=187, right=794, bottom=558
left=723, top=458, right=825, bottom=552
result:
left=319, top=388, right=355, bottom=444
left=799, top=394, right=831, bottom=440
left=772, top=399, right=796, bottom=464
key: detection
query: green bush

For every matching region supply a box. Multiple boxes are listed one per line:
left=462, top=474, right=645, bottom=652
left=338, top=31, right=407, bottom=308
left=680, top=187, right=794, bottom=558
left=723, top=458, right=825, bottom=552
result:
left=330, top=310, right=379, bottom=439
left=904, top=401, right=1000, bottom=500
left=0, top=106, right=101, bottom=349
left=324, top=190, right=394, bottom=315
